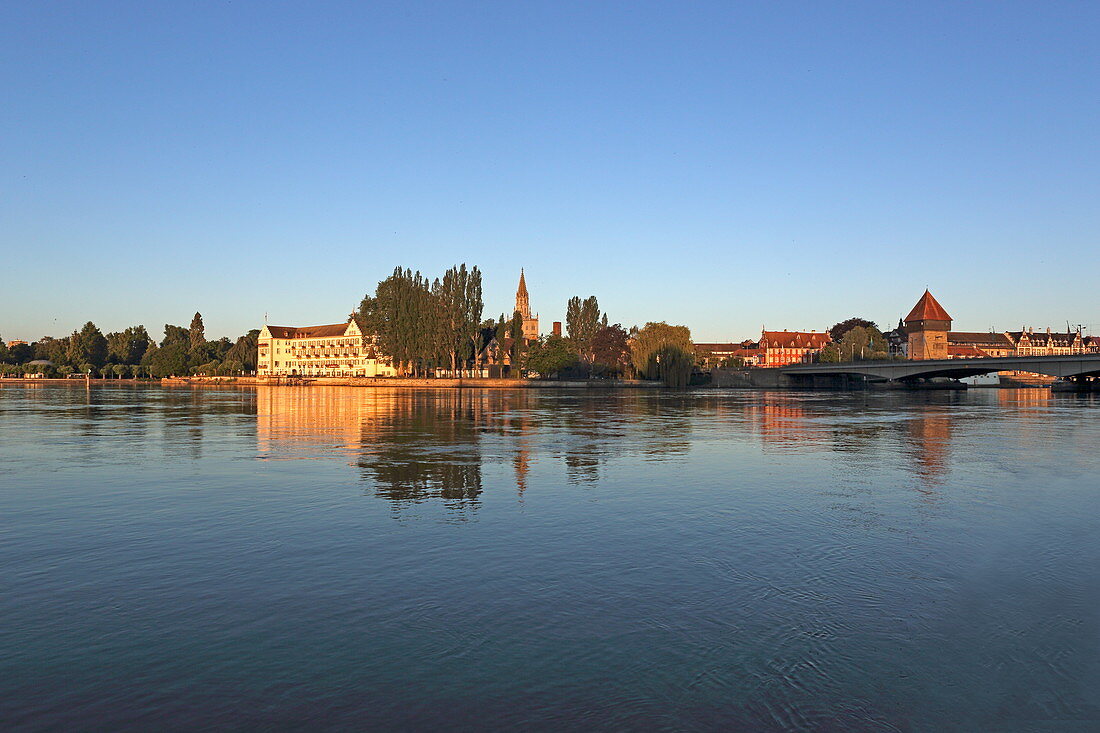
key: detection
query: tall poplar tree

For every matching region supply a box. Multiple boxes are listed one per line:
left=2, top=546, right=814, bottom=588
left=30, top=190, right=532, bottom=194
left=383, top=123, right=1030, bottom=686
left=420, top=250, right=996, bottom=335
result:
left=565, top=295, right=604, bottom=365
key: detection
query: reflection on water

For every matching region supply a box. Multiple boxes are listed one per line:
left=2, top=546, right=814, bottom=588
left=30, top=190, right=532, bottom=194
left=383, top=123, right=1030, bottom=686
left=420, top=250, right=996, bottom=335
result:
left=3, top=384, right=1100, bottom=730
left=251, top=386, right=1071, bottom=515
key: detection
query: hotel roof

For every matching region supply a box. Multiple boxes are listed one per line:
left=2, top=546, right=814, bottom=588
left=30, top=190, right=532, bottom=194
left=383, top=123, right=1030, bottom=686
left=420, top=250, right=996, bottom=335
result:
left=266, top=323, right=350, bottom=339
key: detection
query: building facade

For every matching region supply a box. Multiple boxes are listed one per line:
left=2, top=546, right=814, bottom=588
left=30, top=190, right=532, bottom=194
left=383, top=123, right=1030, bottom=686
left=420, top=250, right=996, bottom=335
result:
left=758, top=330, right=831, bottom=367
left=905, top=290, right=952, bottom=360
left=257, top=320, right=396, bottom=377
left=947, top=332, right=1015, bottom=358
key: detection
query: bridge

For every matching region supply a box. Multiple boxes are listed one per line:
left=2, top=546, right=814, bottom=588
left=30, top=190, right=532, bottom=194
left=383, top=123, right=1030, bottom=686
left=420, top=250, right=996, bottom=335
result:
left=779, top=353, right=1100, bottom=384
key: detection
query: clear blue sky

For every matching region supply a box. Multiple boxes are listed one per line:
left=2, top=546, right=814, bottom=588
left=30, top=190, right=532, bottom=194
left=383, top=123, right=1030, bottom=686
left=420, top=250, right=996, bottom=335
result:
left=2, top=1, right=1098, bottom=342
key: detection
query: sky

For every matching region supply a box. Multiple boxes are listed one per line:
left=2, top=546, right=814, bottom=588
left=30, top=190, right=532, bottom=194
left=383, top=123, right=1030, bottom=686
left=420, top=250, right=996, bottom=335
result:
left=2, top=1, right=1098, bottom=342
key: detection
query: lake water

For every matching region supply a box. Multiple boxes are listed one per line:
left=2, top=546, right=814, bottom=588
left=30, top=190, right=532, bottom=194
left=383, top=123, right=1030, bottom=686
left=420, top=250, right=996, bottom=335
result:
left=2, top=384, right=1099, bottom=731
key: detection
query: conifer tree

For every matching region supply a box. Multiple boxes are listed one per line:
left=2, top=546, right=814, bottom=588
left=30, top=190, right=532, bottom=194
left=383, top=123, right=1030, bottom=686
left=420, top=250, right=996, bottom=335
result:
left=189, top=313, right=205, bottom=350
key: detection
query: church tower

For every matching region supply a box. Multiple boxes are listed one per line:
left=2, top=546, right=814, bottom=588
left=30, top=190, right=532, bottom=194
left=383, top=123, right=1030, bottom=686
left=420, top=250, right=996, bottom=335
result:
left=514, top=269, right=540, bottom=342
left=905, top=290, right=952, bottom=360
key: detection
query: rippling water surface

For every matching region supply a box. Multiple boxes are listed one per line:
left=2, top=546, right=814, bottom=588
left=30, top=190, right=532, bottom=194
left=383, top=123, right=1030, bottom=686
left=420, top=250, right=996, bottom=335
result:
left=2, top=384, right=1099, bottom=730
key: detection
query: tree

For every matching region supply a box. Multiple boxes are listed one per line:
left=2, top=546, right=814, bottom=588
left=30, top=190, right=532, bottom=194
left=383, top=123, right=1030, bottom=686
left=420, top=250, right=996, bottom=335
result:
left=630, top=322, right=693, bottom=380
left=835, top=326, right=889, bottom=361
left=509, top=311, right=524, bottom=373
left=829, top=317, right=877, bottom=343
left=818, top=344, right=841, bottom=363
left=113, top=364, right=129, bottom=379
left=107, top=325, right=152, bottom=364
left=437, top=264, right=483, bottom=374
left=147, top=342, right=189, bottom=377
left=591, top=324, right=630, bottom=377
left=189, top=313, right=205, bottom=350
left=67, top=322, right=108, bottom=368
left=524, top=335, right=576, bottom=378
left=0, top=334, right=7, bottom=363
left=653, top=345, right=693, bottom=387
left=161, top=324, right=190, bottom=348
left=566, top=295, right=603, bottom=365
left=358, top=267, right=435, bottom=376
left=35, top=336, right=69, bottom=364
left=224, top=330, right=260, bottom=373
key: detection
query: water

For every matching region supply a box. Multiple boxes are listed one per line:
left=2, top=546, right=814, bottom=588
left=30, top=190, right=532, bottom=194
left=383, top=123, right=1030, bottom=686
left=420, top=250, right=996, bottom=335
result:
left=2, top=384, right=1099, bottom=731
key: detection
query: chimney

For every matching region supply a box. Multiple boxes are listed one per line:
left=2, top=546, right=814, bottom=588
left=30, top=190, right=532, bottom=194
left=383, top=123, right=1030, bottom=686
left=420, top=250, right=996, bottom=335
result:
left=552, top=321, right=562, bottom=337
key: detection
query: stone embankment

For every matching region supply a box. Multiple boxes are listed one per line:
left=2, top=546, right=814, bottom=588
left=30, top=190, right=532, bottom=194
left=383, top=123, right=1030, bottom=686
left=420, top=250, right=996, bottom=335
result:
left=172, top=376, right=663, bottom=389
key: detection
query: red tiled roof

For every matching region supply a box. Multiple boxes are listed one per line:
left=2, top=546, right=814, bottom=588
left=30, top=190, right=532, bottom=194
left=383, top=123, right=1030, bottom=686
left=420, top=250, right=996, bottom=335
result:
left=266, top=323, right=350, bottom=339
left=948, top=344, right=990, bottom=358
left=761, top=331, right=831, bottom=349
left=905, top=290, right=952, bottom=323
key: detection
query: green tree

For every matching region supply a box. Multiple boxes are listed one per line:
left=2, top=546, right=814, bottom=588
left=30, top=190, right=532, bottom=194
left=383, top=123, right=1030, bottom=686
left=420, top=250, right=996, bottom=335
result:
left=107, top=325, right=153, bottom=364
left=189, top=312, right=205, bottom=350
left=630, top=322, right=693, bottom=380
left=818, top=344, right=841, bottom=363
left=565, top=295, right=604, bottom=365
left=835, top=326, right=889, bottom=361
left=509, top=310, right=524, bottom=373
left=224, top=330, right=260, bottom=372
left=524, top=334, right=576, bottom=378
left=653, top=345, right=694, bottom=387
left=161, top=324, right=189, bottom=348
left=67, top=322, right=108, bottom=368
left=829, top=317, right=878, bottom=343
left=113, top=364, right=129, bottom=379
left=437, top=264, right=483, bottom=373
left=147, top=342, right=189, bottom=377
left=0, top=334, right=8, bottom=363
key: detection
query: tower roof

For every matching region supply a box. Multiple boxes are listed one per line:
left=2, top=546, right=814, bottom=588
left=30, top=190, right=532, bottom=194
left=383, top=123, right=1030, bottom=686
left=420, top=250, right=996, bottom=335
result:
left=905, top=290, right=952, bottom=323
left=517, top=268, right=528, bottom=297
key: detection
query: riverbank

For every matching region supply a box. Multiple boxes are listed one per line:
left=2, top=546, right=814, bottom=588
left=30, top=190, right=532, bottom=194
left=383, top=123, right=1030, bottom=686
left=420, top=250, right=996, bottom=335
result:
left=0, top=376, right=664, bottom=389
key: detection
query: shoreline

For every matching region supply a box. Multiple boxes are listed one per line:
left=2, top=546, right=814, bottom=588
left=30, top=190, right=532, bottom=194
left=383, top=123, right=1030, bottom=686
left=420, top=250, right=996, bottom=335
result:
left=0, top=376, right=665, bottom=389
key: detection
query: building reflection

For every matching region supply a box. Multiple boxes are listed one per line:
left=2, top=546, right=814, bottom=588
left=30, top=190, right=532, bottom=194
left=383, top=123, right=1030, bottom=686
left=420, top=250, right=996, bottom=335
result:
left=254, top=387, right=692, bottom=516
left=901, top=407, right=952, bottom=492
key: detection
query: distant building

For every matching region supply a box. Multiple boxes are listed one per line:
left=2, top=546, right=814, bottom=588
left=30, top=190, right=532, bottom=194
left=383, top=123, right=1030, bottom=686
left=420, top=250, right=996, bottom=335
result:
left=758, top=330, right=830, bottom=367
left=694, top=342, right=763, bottom=368
left=514, top=270, right=539, bottom=342
left=905, top=290, right=952, bottom=360
left=1006, top=328, right=1085, bottom=356
left=6, top=340, right=27, bottom=347
left=257, top=320, right=396, bottom=377
left=948, top=332, right=1015, bottom=358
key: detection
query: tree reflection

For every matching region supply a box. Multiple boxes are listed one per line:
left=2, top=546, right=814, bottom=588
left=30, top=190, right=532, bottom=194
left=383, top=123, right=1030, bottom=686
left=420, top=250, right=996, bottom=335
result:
left=356, top=391, right=484, bottom=517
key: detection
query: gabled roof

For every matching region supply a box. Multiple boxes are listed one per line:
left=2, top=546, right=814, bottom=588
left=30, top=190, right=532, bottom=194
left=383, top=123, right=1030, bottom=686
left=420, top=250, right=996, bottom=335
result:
left=905, top=290, right=952, bottom=323
left=1006, top=330, right=1080, bottom=346
left=761, top=331, right=831, bottom=349
left=948, top=344, right=990, bottom=358
left=949, top=332, right=1013, bottom=347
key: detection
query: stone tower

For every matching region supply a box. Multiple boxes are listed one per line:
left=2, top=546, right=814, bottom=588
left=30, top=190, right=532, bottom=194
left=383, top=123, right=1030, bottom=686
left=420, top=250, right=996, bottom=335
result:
left=905, top=290, right=952, bottom=360
left=514, top=269, right=540, bottom=342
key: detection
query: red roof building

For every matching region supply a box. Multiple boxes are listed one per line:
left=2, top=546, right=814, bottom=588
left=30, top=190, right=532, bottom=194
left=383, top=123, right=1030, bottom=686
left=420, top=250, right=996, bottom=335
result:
left=758, top=330, right=831, bottom=367
left=905, top=290, right=952, bottom=360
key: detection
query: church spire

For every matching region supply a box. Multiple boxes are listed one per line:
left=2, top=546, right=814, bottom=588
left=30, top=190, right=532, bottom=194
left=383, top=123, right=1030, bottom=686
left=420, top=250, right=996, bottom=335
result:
left=515, top=269, right=531, bottom=319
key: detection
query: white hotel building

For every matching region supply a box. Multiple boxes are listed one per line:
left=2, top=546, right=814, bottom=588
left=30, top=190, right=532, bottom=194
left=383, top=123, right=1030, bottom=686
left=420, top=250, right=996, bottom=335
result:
left=257, top=320, right=397, bottom=378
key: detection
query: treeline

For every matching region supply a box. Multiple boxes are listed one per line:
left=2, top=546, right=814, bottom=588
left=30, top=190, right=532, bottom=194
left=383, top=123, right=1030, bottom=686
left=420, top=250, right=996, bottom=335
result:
left=819, top=318, right=892, bottom=362
left=0, top=313, right=258, bottom=378
left=357, top=264, right=695, bottom=385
